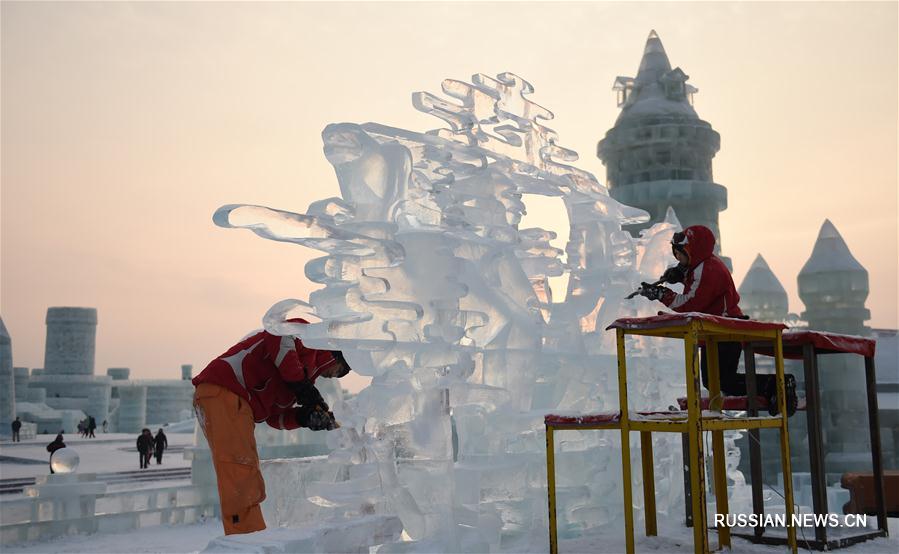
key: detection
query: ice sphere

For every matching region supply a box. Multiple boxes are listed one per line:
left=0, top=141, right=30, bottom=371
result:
left=50, top=447, right=79, bottom=474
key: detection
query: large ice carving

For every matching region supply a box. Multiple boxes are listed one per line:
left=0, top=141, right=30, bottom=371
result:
left=213, top=73, right=715, bottom=551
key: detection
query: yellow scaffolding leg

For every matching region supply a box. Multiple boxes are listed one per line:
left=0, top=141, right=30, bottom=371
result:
left=640, top=431, right=657, bottom=536
left=774, top=331, right=798, bottom=554
left=547, top=425, right=558, bottom=554
left=707, top=339, right=731, bottom=549
left=617, top=329, right=636, bottom=554
left=685, top=328, right=709, bottom=554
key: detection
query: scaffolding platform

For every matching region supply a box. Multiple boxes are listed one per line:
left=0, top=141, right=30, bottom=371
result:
left=546, top=313, right=799, bottom=554
left=733, top=329, right=888, bottom=550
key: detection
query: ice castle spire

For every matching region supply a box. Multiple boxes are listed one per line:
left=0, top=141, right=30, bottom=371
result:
left=635, top=30, right=673, bottom=84
left=798, top=219, right=870, bottom=334
left=738, top=254, right=788, bottom=321
left=597, top=30, right=730, bottom=267
left=799, top=219, right=866, bottom=274
left=614, top=30, right=698, bottom=124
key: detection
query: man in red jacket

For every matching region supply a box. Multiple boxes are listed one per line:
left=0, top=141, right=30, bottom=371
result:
left=638, top=225, right=796, bottom=416
left=192, top=322, right=351, bottom=535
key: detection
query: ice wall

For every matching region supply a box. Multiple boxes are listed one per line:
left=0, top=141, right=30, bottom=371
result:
left=213, top=73, right=719, bottom=550
left=0, top=317, right=16, bottom=434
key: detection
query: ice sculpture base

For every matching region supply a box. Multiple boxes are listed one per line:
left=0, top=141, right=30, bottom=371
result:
left=201, top=515, right=403, bottom=553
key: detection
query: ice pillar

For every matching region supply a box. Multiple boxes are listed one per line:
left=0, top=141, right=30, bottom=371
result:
left=14, top=367, right=30, bottom=402
left=116, top=384, right=147, bottom=433
left=44, top=307, right=97, bottom=376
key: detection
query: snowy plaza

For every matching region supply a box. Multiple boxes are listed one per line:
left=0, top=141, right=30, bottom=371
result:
left=2, top=2, right=897, bottom=554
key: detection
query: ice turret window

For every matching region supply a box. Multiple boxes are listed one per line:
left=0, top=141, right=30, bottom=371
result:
left=666, top=81, right=685, bottom=100
left=660, top=68, right=689, bottom=101
left=613, top=76, right=634, bottom=107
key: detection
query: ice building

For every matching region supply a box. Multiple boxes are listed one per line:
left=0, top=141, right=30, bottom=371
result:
left=798, top=219, right=871, bottom=335
left=25, top=308, right=113, bottom=425
left=8, top=307, right=195, bottom=434
left=0, top=317, right=16, bottom=435
left=597, top=31, right=729, bottom=264
left=738, top=254, right=789, bottom=322
left=871, top=328, right=899, bottom=468
left=797, top=220, right=877, bottom=473
left=110, top=374, right=194, bottom=433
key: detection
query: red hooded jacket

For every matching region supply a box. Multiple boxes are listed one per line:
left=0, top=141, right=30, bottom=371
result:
left=661, top=225, right=744, bottom=318
left=192, top=322, right=340, bottom=431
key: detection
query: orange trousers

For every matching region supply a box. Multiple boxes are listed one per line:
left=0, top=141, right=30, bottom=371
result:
left=194, top=383, right=267, bottom=535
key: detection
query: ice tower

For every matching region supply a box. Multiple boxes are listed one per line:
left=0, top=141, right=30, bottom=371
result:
left=597, top=30, right=729, bottom=263
left=798, top=219, right=872, bottom=473
left=27, top=308, right=112, bottom=424
left=799, top=220, right=870, bottom=335
left=738, top=254, right=789, bottom=322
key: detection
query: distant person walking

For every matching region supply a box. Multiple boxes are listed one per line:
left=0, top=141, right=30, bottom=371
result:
left=77, top=420, right=85, bottom=438
left=87, top=416, right=97, bottom=439
left=154, top=429, right=168, bottom=465
left=11, top=417, right=21, bottom=442
left=136, top=428, right=154, bottom=469
left=46, top=432, right=65, bottom=474
left=102, top=420, right=108, bottom=433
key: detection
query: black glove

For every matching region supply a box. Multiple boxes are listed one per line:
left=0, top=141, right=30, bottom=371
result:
left=295, top=405, right=338, bottom=431
left=287, top=380, right=328, bottom=412
left=638, top=282, right=668, bottom=301
left=661, top=264, right=688, bottom=284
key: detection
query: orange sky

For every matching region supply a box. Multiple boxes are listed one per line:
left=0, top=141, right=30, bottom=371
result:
left=2, top=2, right=896, bottom=393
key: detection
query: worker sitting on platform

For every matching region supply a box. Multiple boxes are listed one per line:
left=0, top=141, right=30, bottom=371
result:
left=638, top=225, right=798, bottom=416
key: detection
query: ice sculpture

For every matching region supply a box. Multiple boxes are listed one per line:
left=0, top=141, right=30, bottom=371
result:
left=213, top=73, right=718, bottom=551
left=50, top=448, right=80, bottom=474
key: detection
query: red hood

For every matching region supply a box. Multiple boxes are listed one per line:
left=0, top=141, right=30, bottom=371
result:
left=286, top=317, right=310, bottom=325
left=683, top=225, right=716, bottom=267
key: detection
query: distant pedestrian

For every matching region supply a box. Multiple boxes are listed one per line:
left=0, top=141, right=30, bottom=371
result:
left=87, top=416, right=97, bottom=439
left=154, top=429, right=168, bottom=465
left=102, top=420, right=108, bottom=433
left=46, top=432, right=65, bottom=474
left=11, top=417, right=21, bottom=442
left=77, top=420, right=85, bottom=438
left=136, top=428, right=154, bottom=469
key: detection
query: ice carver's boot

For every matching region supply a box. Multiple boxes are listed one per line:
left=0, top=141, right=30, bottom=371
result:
left=766, top=374, right=797, bottom=417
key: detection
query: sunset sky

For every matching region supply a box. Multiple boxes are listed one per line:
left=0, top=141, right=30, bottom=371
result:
left=2, top=2, right=896, bottom=393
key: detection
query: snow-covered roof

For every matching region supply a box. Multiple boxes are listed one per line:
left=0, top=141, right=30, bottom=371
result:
left=615, top=30, right=699, bottom=124
left=799, top=219, right=867, bottom=275
left=739, top=254, right=788, bottom=295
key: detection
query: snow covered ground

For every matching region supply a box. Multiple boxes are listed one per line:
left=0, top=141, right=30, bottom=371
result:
left=2, top=435, right=895, bottom=553
left=0, top=433, right=193, bottom=480
left=1, top=521, right=222, bottom=554
left=556, top=519, right=898, bottom=554
left=2, top=517, right=896, bottom=554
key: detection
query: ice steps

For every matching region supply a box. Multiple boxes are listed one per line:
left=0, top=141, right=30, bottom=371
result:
left=0, top=467, right=191, bottom=494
